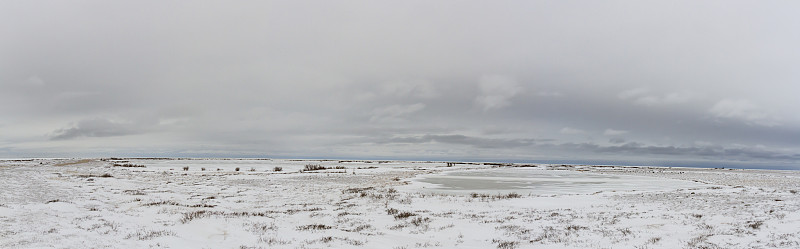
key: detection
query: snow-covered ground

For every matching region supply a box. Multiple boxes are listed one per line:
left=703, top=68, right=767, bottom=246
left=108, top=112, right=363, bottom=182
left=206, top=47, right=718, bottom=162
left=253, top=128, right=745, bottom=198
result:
left=403, top=167, right=708, bottom=195
left=1, top=159, right=798, bottom=248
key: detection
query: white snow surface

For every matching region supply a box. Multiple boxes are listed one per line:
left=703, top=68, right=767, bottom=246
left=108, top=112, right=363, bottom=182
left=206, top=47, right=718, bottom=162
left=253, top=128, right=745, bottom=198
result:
left=403, top=167, right=708, bottom=195
left=1, top=159, right=799, bottom=248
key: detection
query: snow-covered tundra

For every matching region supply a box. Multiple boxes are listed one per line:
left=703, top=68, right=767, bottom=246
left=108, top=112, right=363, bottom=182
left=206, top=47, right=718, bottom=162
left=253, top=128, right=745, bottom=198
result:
left=1, top=159, right=798, bottom=248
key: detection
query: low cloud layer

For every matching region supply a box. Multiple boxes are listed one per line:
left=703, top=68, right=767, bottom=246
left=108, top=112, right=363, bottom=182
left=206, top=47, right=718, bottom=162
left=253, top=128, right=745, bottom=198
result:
left=50, top=118, right=141, bottom=140
left=1, top=1, right=799, bottom=168
left=373, top=134, right=539, bottom=149
left=475, top=75, right=522, bottom=111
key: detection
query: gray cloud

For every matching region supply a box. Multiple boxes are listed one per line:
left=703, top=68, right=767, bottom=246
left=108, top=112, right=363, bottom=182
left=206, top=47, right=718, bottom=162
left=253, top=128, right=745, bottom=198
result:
left=369, top=103, right=426, bottom=123
left=50, top=118, right=142, bottom=140
left=474, top=75, right=522, bottom=111
left=543, top=141, right=800, bottom=163
left=374, top=134, right=539, bottom=149
left=609, top=138, right=626, bottom=144
left=603, top=129, right=628, bottom=136
left=1, top=1, right=799, bottom=168
left=708, top=99, right=779, bottom=126
left=559, top=127, right=585, bottom=135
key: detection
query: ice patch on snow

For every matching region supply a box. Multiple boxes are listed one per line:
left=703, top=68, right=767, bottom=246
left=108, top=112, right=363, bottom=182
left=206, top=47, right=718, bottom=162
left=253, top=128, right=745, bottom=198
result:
left=407, top=167, right=707, bottom=195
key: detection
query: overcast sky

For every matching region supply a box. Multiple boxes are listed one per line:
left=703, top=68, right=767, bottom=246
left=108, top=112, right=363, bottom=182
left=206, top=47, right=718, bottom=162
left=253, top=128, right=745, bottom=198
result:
left=2, top=1, right=799, bottom=168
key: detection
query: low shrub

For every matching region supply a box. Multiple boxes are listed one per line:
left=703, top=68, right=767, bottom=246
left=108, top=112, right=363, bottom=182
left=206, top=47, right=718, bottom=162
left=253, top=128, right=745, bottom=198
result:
left=113, top=163, right=146, bottom=168
left=469, top=192, right=522, bottom=200
left=343, top=187, right=374, bottom=194
left=123, top=190, right=146, bottom=195
left=297, top=224, right=332, bottom=230
left=747, top=220, right=764, bottom=230
left=304, top=164, right=327, bottom=171
left=394, top=211, right=416, bottom=219
left=492, top=240, right=519, bottom=249
left=410, top=217, right=430, bottom=226
left=125, top=230, right=176, bottom=240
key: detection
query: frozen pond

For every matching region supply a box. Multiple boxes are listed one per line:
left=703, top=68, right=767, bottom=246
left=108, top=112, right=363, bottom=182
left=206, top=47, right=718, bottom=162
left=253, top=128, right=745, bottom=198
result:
left=409, top=167, right=708, bottom=195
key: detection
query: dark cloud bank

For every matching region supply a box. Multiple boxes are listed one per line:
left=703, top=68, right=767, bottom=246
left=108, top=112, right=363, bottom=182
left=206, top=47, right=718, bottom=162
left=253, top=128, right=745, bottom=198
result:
left=1, top=1, right=799, bottom=169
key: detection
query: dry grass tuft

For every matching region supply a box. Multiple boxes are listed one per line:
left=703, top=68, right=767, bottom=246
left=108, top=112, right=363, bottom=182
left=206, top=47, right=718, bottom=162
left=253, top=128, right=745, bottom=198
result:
left=297, top=224, right=332, bottom=231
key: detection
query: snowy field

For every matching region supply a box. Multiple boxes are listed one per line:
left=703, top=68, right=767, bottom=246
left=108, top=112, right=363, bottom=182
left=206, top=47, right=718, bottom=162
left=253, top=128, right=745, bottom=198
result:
left=1, top=159, right=799, bottom=248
